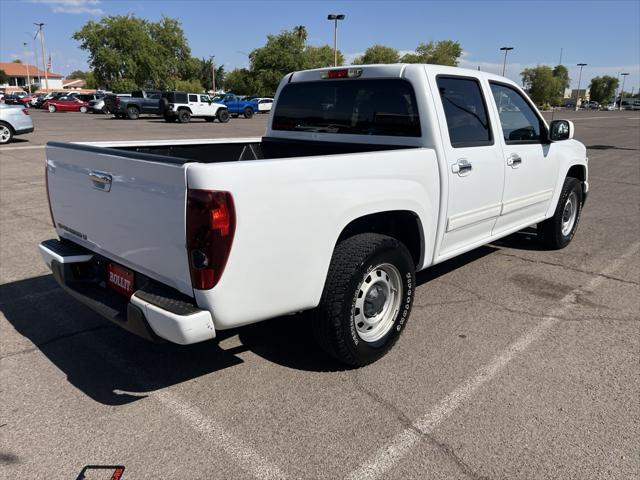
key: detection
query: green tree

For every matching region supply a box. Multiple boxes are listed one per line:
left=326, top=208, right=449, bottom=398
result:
left=85, top=71, right=97, bottom=89
left=401, top=40, right=462, bottom=66
left=73, top=14, right=193, bottom=91
left=589, top=75, right=619, bottom=104
left=110, top=78, right=138, bottom=93
left=0, top=69, right=8, bottom=84
left=12, top=59, right=22, bottom=63
left=522, top=65, right=567, bottom=106
left=293, top=25, right=307, bottom=42
left=353, top=45, right=400, bottom=64
left=303, top=45, right=343, bottom=69
left=224, top=68, right=255, bottom=95
left=174, top=78, right=204, bottom=92
left=552, top=65, right=570, bottom=90
left=67, top=69, right=89, bottom=79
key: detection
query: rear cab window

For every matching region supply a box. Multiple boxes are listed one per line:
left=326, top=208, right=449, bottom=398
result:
left=436, top=76, right=492, bottom=148
left=272, top=79, right=421, bottom=137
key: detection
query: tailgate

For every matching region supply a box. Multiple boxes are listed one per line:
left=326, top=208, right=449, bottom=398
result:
left=45, top=142, right=193, bottom=296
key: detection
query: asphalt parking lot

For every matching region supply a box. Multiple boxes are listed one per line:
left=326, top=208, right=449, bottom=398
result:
left=1, top=108, right=639, bottom=479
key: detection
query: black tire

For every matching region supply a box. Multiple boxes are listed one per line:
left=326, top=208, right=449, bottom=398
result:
left=538, top=177, right=583, bottom=249
left=126, top=106, right=140, bottom=120
left=312, top=233, right=415, bottom=367
left=178, top=109, right=191, bottom=123
left=48, top=104, right=56, bottom=113
left=101, top=106, right=109, bottom=114
left=243, top=107, right=254, bottom=119
left=217, top=109, right=230, bottom=123
left=0, top=121, right=14, bottom=145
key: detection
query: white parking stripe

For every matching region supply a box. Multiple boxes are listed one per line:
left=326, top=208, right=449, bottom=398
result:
left=570, top=116, right=640, bottom=120
left=347, top=241, right=640, bottom=480
left=87, top=341, right=287, bottom=480
left=0, top=145, right=45, bottom=151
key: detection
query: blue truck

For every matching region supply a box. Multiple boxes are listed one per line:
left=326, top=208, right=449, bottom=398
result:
left=213, top=94, right=259, bottom=118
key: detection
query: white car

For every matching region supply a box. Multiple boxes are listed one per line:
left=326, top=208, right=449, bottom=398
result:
left=253, top=97, right=274, bottom=112
left=0, top=103, right=34, bottom=144
left=161, top=92, right=230, bottom=123
left=39, top=64, right=588, bottom=366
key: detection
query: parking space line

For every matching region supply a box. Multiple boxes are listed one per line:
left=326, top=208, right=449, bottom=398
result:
left=347, top=241, right=640, bottom=480
left=0, top=145, right=45, bottom=151
left=570, top=116, right=640, bottom=120
left=86, top=341, right=287, bottom=480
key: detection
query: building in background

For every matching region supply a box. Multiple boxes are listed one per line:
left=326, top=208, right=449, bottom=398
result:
left=0, top=62, right=64, bottom=91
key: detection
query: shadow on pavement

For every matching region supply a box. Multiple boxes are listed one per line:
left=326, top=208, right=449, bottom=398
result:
left=586, top=144, right=638, bottom=151
left=1, top=244, right=511, bottom=404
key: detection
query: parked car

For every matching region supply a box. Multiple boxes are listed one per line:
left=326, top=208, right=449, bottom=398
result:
left=4, top=93, right=32, bottom=107
left=38, top=92, right=69, bottom=109
left=105, top=90, right=162, bottom=119
left=212, top=93, right=258, bottom=118
left=39, top=64, right=588, bottom=366
left=0, top=103, right=33, bottom=144
left=253, top=97, right=274, bottom=113
left=87, top=96, right=108, bottom=114
left=46, top=96, right=89, bottom=113
left=160, top=92, right=230, bottom=123
left=601, top=103, right=616, bottom=111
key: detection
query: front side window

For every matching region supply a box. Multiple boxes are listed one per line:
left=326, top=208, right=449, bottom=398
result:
left=272, top=79, right=421, bottom=137
left=437, top=76, right=492, bottom=147
left=490, top=83, right=545, bottom=143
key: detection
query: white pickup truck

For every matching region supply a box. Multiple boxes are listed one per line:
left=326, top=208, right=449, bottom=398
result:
left=39, top=64, right=588, bottom=366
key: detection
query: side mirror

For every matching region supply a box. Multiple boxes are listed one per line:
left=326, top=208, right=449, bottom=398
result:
left=549, top=119, right=574, bottom=141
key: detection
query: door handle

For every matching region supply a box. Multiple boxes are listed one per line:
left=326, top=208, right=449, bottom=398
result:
left=507, top=153, right=522, bottom=167
left=451, top=158, right=472, bottom=176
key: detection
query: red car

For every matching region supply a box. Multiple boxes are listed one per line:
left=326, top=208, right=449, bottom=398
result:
left=46, top=96, right=89, bottom=113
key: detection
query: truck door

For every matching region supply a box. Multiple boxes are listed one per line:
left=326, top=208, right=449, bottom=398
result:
left=487, top=82, right=560, bottom=235
left=225, top=95, right=237, bottom=114
left=433, top=75, right=505, bottom=258
left=188, top=94, right=200, bottom=115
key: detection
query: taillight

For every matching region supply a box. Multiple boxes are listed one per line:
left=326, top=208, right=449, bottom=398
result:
left=22, top=108, right=30, bottom=115
left=44, top=159, right=56, bottom=228
left=186, top=189, right=235, bottom=290
left=321, top=68, right=363, bottom=79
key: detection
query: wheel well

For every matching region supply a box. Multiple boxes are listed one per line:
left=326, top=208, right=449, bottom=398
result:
left=567, top=164, right=586, bottom=182
left=337, top=211, right=423, bottom=267
left=0, top=120, right=14, bottom=133
left=178, top=107, right=192, bottom=113
left=127, top=104, right=139, bottom=111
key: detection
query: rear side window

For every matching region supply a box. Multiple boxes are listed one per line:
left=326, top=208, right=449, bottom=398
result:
left=272, top=79, right=421, bottom=137
left=437, top=76, right=492, bottom=147
left=188, top=94, right=198, bottom=102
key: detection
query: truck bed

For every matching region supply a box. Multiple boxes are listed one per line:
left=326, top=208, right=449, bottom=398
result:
left=51, top=137, right=413, bottom=165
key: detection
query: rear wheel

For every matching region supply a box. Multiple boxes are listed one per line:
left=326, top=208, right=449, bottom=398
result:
left=178, top=109, right=191, bottom=123
left=80, top=106, right=88, bottom=113
left=0, top=122, right=13, bottom=144
left=243, top=107, right=254, bottom=119
left=48, top=104, right=56, bottom=113
left=101, top=106, right=109, bottom=114
left=217, top=109, right=230, bottom=123
left=538, top=177, right=583, bottom=249
left=126, top=106, right=140, bottom=120
left=312, top=233, right=415, bottom=367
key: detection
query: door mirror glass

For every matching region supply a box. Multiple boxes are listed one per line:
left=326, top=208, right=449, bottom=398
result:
left=549, top=119, right=574, bottom=141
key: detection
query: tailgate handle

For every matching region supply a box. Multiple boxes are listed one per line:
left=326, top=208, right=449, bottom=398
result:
left=89, top=171, right=112, bottom=192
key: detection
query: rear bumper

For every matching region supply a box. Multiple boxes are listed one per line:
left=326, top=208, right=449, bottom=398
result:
left=14, top=126, right=34, bottom=135
left=39, top=239, right=216, bottom=345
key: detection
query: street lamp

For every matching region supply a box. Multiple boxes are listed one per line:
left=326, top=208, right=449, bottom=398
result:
left=210, top=55, right=216, bottom=94
left=327, top=14, right=345, bottom=67
left=575, top=63, right=587, bottom=111
left=23, top=42, right=31, bottom=94
left=619, top=72, right=629, bottom=110
left=500, top=47, right=513, bottom=76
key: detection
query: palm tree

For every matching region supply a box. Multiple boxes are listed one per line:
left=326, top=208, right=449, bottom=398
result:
left=293, top=25, right=307, bottom=42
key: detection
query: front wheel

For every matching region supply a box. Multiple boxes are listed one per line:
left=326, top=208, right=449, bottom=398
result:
left=312, top=233, right=415, bottom=367
left=243, top=107, right=254, bottom=119
left=217, top=109, right=230, bottom=123
left=538, top=177, right=583, bottom=249
left=48, top=105, right=56, bottom=113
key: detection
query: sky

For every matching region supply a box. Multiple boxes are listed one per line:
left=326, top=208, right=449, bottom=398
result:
left=1, top=0, right=639, bottom=92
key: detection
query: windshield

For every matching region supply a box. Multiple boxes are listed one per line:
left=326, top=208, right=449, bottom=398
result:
left=272, top=79, right=421, bottom=137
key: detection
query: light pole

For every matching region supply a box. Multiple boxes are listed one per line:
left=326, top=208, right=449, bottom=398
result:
left=327, top=14, right=345, bottom=67
left=23, top=42, right=31, bottom=94
left=574, top=63, right=587, bottom=111
left=500, top=47, right=513, bottom=76
left=34, top=23, right=48, bottom=91
left=210, top=55, right=216, bottom=94
left=619, top=72, right=629, bottom=110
